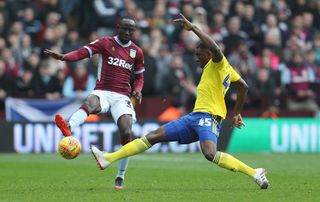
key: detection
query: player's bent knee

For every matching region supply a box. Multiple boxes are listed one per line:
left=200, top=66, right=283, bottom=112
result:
left=145, top=132, right=158, bottom=145
left=119, top=128, right=133, bottom=145
left=83, top=96, right=101, bottom=113
left=203, top=151, right=216, bottom=162
left=145, top=127, right=166, bottom=145
left=120, top=137, right=132, bottom=145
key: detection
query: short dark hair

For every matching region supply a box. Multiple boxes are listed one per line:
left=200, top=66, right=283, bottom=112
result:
left=121, top=16, right=136, bottom=23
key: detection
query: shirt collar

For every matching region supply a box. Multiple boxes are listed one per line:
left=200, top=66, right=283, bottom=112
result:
left=114, top=36, right=131, bottom=47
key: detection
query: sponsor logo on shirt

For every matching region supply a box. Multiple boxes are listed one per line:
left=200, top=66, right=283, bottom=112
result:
left=107, top=56, right=133, bottom=70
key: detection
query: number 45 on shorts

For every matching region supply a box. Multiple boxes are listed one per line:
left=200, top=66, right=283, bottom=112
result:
left=198, top=118, right=212, bottom=126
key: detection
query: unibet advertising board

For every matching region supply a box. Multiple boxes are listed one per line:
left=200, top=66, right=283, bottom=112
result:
left=227, top=118, right=320, bottom=153
left=0, top=118, right=319, bottom=153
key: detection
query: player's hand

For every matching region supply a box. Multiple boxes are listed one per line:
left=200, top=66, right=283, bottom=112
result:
left=43, top=49, right=65, bottom=60
left=173, top=13, right=194, bottom=31
left=232, top=114, right=246, bottom=129
left=132, top=90, right=142, bottom=105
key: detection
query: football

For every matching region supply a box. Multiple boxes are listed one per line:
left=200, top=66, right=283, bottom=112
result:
left=58, top=136, right=81, bottom=159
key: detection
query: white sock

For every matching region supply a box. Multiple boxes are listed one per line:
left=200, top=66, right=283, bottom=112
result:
left=117, top=157, right=129, bottom=179
left=68, top=109, right=88, bottom=132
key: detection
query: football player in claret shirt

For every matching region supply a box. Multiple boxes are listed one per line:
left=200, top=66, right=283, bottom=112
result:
left=44, top=16, right=144, bottom=189
left=91, top=14, right=270, bottom=189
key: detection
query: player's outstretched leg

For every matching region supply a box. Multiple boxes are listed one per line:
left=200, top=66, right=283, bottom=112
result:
left=55, top=114, right=71, bottom=137
left=253, top=168, right=269, bottom=189
left=115, top=176, right=125, bottom=190
left=91, top=137, right=151, bottom=170
left=213, top=152, right=270, bottom=189
left=115, top=158, right=129, bottom=189
left=91, top=145, right=111, bottom=170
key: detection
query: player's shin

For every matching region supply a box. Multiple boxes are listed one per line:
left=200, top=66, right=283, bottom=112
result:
left=104, top=137, right=151, bottom=163
left=213, top=151, right=256, bottom=177
left=68, top=107, right=89, bottom=131
left=117, top=157, right=129, bottom=180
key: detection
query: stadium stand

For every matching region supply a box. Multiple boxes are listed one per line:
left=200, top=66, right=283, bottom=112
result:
left=0, top=0, right=319, bottom=120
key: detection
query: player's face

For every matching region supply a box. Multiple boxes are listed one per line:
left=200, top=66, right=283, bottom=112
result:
left=195, top=46, right=210, bottom=69
left=118, top=19, right=136, bottom=44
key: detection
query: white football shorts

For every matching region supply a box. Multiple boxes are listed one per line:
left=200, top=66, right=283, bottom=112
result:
left=90, top=90, right=136, bottom=123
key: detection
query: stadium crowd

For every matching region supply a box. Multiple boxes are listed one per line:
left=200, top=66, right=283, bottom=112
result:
left=0, top=0, right=319, bottom=118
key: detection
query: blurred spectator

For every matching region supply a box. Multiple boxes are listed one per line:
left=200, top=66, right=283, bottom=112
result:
left=62, top=62, right=95, bottom=99
left=38, top=11, right=61, bottom=46
left=228, top=41, right=256, bottom=76
left=0, top=60, right=12, bottom=110
left=21, top=34, right=38, bottom=65
left=23, top=52, right=40, bottom=72
left=7, top=33, right=22, bottom=66
left=261, top=13, right=283, bottom=48
left=2, top=48, right=20, bottom=78
left=62, top=29, right=83, bottom=70
left=282, top=51, right=318, bottom=111
left=0, top=37, right=6, bottom=52
left=55, top=68, right=67, bottom=90
left=189, top=7, right=209, bottom=43
left=0, top=12, right=8, bottom=38
left=289, top=0, right=309, bottom=15
left=22, top=7, right=42, bottom=44
left=256, top=48, right=280, bottom=71
left=155, top=54, right=196, bottom=103
left=13, top=69, right=36, bottom=98
left=54, top=23, right=68, bottom=48
left=47, top=46, right=66, bottom=75
left=314, top=34, right=320, bottom=64
left=134, top=8, right=150, bottom=32
left=62, top=29, right=82, bottom=53
left=9, top=21, right=24, bottom=37
left=38, top=0, right=63, bottom=23
left=289, top=15, right=312, bottom=51
left=302, top=11, right=316, bottom=41
left=181, top=3, right=194, bottom=20
left=139, top=36, right=158, bottom=96
left=276, top=0, right=290, bottom=36
left=59, top=0, right=79, bottom=20
left=223, top=15, right=247, bottom=55
left=255, top=0, right=275, bottom=23
left=151, top=1, right=167, bottom=31
left=209, top=11, right=227, bottom=40
left=155, top=44, right=171, bottom=73
left=250, top=68, right=278, bottom=108
left=92, top=0, right=123, bottom=35
left=305, top=48, right=320, bottom=93
left=231, top=0, right=246, bottom=18
left=33, top=61, right=62, bottom=100
left=6, top=0, right=33, bottom=22
left=241, top=3, right=260, bottom=47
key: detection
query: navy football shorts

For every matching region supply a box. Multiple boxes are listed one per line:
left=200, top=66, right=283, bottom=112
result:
left=163, top=112, right=222, bottom=144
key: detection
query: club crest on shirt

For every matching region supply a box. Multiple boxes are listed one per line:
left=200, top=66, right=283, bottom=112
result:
left=112, top=46, right=115, bottom=51
left=129, top=49, right=136, bottom=58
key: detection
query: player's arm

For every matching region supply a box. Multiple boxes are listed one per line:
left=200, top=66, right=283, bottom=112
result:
left=132, top=49, right=145, bottom=105
left=231, top=78, right=248, bottom=128
left=44, top=38, right=104, bottom=61
left=132, top=73, right=144, bottom=105
left=44, top=48, right=90, bottom=62
left=173, top=13, right=223, bottom=62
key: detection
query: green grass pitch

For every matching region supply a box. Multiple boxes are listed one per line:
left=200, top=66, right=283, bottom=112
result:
left=0, top=153, right=319, bottom=202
